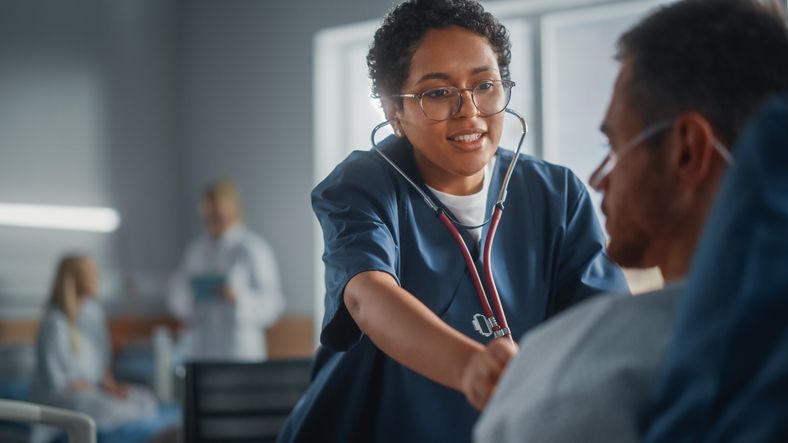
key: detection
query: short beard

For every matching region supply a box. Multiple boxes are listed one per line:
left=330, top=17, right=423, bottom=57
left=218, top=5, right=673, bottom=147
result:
left=607, top=232, right=652, bottom=269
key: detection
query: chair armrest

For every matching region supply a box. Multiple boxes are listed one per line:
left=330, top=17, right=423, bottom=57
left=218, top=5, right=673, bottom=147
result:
left=0, top=399, right=96, bottom=443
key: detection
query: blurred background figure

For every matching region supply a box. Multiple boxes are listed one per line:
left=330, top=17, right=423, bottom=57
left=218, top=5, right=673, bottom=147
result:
left=29, top=255, right=178, bottom=443
left=168, top=179, right=284, bottom=361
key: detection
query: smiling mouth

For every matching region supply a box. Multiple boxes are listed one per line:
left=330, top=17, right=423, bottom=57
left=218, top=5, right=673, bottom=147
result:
left=449, top=133, right=483, bottom=143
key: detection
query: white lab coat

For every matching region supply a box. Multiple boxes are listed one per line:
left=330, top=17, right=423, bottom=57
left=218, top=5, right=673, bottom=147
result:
left=168, top=223, right=285, bottom=361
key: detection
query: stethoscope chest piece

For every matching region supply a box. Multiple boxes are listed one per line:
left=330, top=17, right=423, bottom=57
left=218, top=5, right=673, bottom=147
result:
left=472, top=313, right=493, bottom=337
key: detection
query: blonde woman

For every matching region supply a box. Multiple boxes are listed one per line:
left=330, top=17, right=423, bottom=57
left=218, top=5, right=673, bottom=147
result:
left=30, top=256, right=174, bottom=442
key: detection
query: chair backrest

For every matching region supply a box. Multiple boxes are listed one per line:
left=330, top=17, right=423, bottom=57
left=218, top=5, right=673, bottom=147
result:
left=184, top=359, right=312, bottom=443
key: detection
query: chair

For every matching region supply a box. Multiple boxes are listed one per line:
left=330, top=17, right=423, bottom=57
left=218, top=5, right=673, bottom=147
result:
left=184, top=359, right=312, bottom=443
left=0, top=399, right=96, bottom=443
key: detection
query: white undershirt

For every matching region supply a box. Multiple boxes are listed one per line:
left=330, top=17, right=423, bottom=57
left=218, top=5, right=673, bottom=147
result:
left=427, top=156, right=496, bottom=246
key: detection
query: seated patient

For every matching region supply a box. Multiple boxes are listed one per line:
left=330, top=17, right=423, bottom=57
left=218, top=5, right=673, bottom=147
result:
left=474, top=1, right=788, bottom=442
left=30, top=255, right=176, bottom=442
left=643, top=95, right=788, bottom=442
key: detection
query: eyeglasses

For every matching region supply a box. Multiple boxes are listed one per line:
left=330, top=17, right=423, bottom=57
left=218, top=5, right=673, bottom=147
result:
left=589, top=118, right=734, bottom=191
left=589, top=119, right=673, bottom=190
left=393, top=80, right=515, bottom=121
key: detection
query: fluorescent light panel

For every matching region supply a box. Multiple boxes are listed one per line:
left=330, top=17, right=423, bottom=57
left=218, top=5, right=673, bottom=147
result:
left=0, top=202, right=120, bottom=233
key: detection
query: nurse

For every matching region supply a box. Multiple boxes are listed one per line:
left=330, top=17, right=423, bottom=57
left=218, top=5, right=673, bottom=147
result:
left=168, top=179, right=284, bottom=361
left=279, top=0, right=628, bottom=441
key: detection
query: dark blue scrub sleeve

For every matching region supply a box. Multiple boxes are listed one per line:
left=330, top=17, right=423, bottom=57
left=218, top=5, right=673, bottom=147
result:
left=555, top=174, right=630, bottom=310
left=312, top=151, right=402, bottom=351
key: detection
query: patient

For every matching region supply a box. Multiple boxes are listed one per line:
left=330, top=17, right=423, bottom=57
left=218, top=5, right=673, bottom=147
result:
left=643, top=94, right=788, bottom=442
left=29, top=255, right=177, bottom=443
left=474, top=0, right=788, bottom=441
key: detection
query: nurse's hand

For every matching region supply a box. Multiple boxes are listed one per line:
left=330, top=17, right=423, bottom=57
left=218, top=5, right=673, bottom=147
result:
left=460, top=338, right=518, bottom=410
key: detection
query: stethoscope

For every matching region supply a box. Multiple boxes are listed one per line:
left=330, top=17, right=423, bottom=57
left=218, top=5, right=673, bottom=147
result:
left=370, top=108, right=528, bottom=341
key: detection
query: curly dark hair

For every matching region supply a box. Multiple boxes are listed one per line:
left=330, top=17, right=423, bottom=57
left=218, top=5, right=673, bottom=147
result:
left=367, top=0, right=511, bottom=102
left=617, top=0, right=788, bottom=149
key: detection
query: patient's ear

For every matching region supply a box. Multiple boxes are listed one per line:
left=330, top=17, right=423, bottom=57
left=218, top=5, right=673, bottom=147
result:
left=672, top=112, right=718, bottom=186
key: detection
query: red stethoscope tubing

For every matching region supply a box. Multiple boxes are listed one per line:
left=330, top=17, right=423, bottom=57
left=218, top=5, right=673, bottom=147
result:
left=438, top=205, right=511, bottom=342
left=483, top=206, right=510, bottom=336
left=371, top=108, right=527, bottom=343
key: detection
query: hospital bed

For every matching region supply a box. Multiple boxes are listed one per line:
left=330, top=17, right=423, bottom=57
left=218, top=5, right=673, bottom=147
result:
left=0, top=399, right=95, bottom=443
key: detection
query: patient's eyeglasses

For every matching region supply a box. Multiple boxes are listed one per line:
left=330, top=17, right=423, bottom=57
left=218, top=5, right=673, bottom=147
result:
left=393, top=80, right=515, bottom=121
left=589, top=118, right=734, bottom=190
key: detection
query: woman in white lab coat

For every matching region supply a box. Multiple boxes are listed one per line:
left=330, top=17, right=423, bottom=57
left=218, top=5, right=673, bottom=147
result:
left=168, top=179, right=285, bottom=361
left=30, top=255, right=174, bottom=442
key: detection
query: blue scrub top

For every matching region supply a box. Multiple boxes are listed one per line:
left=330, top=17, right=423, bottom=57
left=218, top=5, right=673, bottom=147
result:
left=279, top=135, right=628, bottom=443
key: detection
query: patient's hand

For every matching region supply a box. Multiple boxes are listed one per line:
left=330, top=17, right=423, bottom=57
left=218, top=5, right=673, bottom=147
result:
left=101, top=375, right=130, bottom=399
left=70, top=379, right=91, bottom=392
left=460, top=337, right=518, bottom=410
left=104, top=381, right=130, bottom=399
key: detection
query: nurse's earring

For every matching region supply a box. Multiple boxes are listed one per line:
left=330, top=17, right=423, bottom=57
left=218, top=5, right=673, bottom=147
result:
left=393, top=122, right=404, bottom=138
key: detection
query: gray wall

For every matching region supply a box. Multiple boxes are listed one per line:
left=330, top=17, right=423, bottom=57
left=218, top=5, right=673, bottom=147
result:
left=0, top=0, right=403, bottom=318
left=180, top=0, right=400, bottom=314
left=0, top=0, right=182, bottom=317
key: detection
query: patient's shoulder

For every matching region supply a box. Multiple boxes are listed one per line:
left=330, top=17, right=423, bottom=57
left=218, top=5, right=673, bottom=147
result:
left=521, top=284, right=683, bottom=357
left=475, top=284, right=685, bottom=443
left=506, top=283, right=685, bottom=401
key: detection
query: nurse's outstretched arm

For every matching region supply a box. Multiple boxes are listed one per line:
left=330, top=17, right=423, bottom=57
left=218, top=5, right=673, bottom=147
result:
left=345, top=270, right=517, bottom=410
